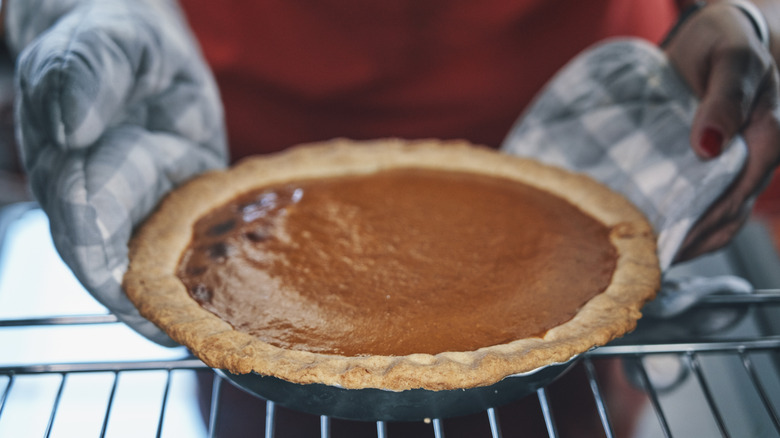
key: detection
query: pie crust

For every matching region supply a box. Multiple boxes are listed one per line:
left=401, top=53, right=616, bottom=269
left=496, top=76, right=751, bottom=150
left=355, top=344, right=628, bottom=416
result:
left=123, top=138, right=660, bottom=391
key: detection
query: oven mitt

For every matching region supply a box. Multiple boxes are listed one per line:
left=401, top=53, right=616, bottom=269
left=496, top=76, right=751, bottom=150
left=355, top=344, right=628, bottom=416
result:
left=502, top=38, right=752, bottom=318
left=9, top=0, right=228, bottom=345
left=501, top=38, right=748, bottom=271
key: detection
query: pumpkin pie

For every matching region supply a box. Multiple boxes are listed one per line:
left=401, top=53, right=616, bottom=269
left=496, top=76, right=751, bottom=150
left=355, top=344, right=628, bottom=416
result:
left=123, top=138, right=660, bottom=391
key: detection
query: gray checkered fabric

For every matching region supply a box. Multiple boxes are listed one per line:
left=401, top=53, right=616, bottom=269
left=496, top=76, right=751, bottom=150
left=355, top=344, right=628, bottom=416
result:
left=502, top=38, right=746, bottom=270
left=9, top=0, right=228, bottom=344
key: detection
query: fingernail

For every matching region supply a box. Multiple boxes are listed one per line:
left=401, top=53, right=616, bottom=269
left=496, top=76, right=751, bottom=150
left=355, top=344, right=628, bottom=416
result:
left=700, top=127, right=723, bottom=157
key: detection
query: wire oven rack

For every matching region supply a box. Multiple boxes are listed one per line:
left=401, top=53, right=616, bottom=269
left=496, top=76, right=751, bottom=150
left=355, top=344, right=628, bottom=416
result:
left=1, top=206, right=779, bottom=437
left=2, top=292, right=780, bottom=438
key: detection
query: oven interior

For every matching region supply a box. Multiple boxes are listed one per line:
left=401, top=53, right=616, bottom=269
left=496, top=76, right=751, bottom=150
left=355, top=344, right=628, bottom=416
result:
left=1, top=203, right=779, bottom=437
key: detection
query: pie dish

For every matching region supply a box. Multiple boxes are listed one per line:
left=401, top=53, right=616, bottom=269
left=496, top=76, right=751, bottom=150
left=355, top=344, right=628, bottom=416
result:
left=123, top=138, right=660, bottom=392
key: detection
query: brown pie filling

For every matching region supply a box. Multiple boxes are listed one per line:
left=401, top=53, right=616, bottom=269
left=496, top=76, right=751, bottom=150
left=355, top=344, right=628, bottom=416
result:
left=177, top=168, right=618, bottom=357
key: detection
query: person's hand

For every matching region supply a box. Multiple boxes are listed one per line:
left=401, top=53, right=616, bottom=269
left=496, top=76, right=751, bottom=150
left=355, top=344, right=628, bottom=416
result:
left=9, top=0, right=228, bottom=344
left=664, top=1, right=780, bottom=262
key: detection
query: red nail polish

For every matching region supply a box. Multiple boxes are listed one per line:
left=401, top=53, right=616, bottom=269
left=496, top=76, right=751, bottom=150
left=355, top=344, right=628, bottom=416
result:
left=700, top=127, right=723, bottom=157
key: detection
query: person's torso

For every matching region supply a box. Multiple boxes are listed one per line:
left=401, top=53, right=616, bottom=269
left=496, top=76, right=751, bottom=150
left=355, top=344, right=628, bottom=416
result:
left=178, top=0, right=677, bottom=160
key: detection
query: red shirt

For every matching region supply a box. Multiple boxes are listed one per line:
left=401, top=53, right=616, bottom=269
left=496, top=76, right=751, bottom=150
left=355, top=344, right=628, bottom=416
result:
left=179, top=0, right=678, bottom=161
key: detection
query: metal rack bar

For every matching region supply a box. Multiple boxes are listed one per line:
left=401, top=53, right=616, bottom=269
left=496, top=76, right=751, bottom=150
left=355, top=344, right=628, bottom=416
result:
left=0, top=314, right=119, bottom=327
left=699, top=292, right=780, bottom=304
left=208, top=373, right=223, bottom=438
left=486, top=407, right=502, bottom=438
left=0, top=288, right=773, bottom=328
left=431, top=418, right=444, bottom=438
left=583, top=357, right=615, bottom=438
left=320, top=415, right=330, bottom=438
left=536, top=387, right=558, bottom=438
left=266, top=400, right=277, bottom=438
left=99, top=371, right=120, bottom=438
left=377, top=420, right=388, bottom=438
left=590, top=336, right=780, bottom=356
left=156, top=370, right=174, bottom=438
left=0, top=359, right=207, bottom=375
left=0, top=373, right=12, bottom=420
left=739, top=351, right=780, bottom=433
left=43, top=373, right=66, bottom=438
left=633, top=356, right=672, bottom=438
left=686, top=352, right=730, bottom=437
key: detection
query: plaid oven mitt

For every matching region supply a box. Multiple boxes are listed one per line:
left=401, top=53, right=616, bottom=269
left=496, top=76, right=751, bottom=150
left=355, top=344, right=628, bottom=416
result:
left=502, top=38, right=747, bottom=272
left=9, top=0, right=228, bottom=344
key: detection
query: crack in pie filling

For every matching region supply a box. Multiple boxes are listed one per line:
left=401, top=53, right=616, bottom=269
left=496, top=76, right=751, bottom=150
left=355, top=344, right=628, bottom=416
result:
left=124, top=138, right=660, bottom=391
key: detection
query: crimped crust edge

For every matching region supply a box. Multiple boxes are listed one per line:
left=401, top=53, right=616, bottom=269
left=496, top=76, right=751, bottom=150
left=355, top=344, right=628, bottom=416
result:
left=123, top=138, right=660, bottom=391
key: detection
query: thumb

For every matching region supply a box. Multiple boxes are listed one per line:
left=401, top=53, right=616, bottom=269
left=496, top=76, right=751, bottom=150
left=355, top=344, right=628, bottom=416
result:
left=15, top=0, right=208, bottom=162
left=690, top=46, right=772, bottom=159
left=16, top=16, right=135, bottom=152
